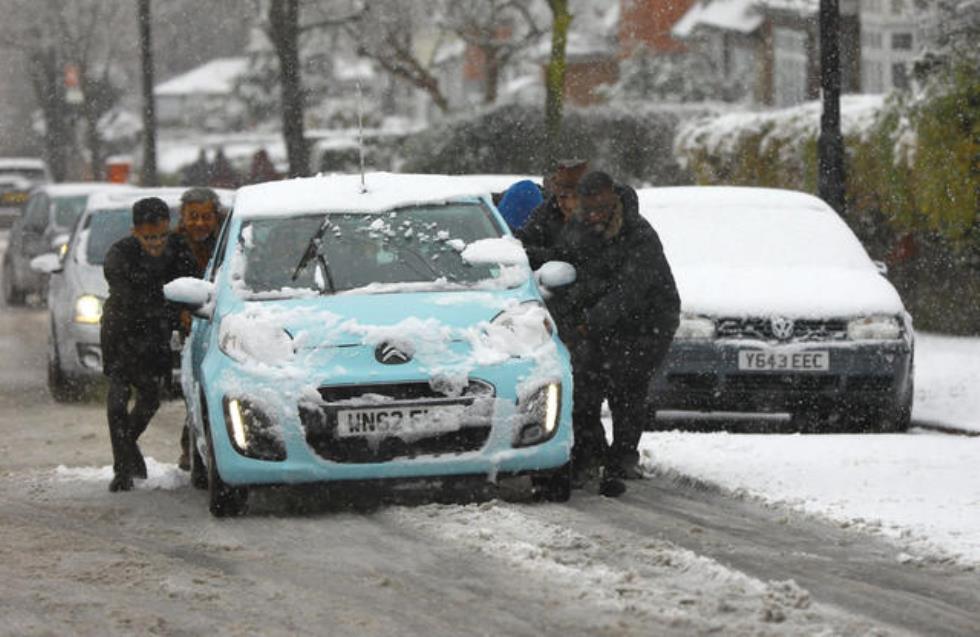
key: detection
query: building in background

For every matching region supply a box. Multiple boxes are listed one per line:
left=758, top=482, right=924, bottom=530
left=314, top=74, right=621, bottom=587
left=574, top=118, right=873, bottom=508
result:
left=154, top=57, right=249, bottom=130
left=859, top=0, right=919, bottom=93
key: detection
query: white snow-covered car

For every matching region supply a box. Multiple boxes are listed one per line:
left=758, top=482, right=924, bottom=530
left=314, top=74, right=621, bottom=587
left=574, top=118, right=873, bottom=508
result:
left=641, top=186, right=914, bottom=432
left=32, top=187, right=234, bottom=400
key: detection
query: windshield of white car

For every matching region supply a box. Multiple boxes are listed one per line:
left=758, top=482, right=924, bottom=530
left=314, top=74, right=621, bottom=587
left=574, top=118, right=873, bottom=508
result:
left=238, top=203, right=507, bottom=296
left=82, top=207, right=180, bottom=265
left=53, top=195, right=88, bottom=228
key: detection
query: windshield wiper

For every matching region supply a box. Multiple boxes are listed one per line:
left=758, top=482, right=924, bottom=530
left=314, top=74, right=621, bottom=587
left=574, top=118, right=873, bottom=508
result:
left=292, top=217, right=336, bottom=293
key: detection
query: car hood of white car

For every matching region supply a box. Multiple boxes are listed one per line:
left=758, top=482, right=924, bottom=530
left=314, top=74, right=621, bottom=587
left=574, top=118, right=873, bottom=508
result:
left=674, top=265, right=905, bottom=319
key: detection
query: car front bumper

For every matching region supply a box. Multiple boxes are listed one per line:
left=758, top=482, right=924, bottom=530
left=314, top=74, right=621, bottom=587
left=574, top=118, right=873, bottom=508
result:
left=651, top=339, right=914, bottom=414
left=197, top=355, right=574, bottom=487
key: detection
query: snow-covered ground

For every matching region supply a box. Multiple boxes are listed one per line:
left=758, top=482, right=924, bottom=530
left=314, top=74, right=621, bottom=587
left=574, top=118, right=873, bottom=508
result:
left=638, top=332, right=980, bottom=567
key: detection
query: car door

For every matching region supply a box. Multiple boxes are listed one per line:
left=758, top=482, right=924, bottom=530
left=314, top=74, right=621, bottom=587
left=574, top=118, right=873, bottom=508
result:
left=19, top=193, right=50, bottom=263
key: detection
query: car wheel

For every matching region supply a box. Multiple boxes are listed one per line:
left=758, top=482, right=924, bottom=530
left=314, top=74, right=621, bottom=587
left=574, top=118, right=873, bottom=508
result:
left=532, top=463, right=572, bottom=502
left=188, top=425, right=208, bottom=490
left=204, top=422, right=248, bottom=517
left=2, top=258, right=25, bottom=306
left=47, top=336, right=83, bottom=402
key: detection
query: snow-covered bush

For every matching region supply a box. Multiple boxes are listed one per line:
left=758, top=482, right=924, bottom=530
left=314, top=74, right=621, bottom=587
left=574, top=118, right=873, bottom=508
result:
left=401, top=102, right=714, bottom=186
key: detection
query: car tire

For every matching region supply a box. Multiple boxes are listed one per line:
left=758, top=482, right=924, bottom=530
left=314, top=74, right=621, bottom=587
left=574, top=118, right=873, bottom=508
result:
left=532, top=463, right=572, bottom=502
left=2, top=257, right=26, bottom=306
left=188, top=425, right=208, bottom=490
left=47, top=336, right=83, bottom=403
left=204, top=420, right=248, bottom=517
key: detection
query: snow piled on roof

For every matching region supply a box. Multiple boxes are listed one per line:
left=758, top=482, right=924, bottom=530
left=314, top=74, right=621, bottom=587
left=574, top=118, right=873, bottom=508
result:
left=673, top=0, right=763, bottom=38
left=86, top=187, right=235, bottom=211
left=757, top=0, right=819, bottom=15
left=154, top=57, right=249, bottom=97
left=37, top=182, right=128, bottom=197
left=233, top=173, right=526, bottom=218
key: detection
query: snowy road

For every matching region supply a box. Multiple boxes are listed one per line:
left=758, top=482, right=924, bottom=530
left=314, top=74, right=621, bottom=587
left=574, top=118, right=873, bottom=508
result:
left=2, top=237, right=979, bottom=635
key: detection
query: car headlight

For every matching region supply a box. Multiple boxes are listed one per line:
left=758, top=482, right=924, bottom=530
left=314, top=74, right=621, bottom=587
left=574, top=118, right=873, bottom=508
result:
left=847, top=315, right=902, bottom=340
left=218, top=315, right=294, bottom=364
left=223, top=397, right=286, bottom=461
left=675, top=314, right=715, bottom=340
left=73, top=294, right=103, bottom=324
left=485, top=301, right=555, bottom=355
left=513, top=382, right=561, bottom=447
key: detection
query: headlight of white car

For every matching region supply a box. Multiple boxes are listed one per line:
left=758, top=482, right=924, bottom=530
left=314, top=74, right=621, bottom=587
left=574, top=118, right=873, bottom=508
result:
left=847, top=315, right=902, bottom=340
left=73, top=294, right=103, bottom=324
left=485, top=301, right=555, bottom=354
left=674, top=314, right=715, bottom=340
left=218, top=315, right=294, bottom=364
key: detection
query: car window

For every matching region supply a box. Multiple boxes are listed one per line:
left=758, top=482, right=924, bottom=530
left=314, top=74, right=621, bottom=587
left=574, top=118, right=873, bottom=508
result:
left=83, top=207, right=180, bottom=265
left=52, top=195, right=89, bottom=228
left=23, top=194, right=49, bottom=230
left=238, top=202, right=504, bottom=295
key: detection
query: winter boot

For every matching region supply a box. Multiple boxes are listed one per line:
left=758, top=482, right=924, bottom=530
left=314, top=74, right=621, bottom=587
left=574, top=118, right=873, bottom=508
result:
left=109, top=474, right=134, bottom=492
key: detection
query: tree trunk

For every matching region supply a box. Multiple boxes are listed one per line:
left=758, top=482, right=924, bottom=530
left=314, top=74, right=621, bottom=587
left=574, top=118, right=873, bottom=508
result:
left=26, top=46, right=70, bottom=182
left=818, top=0, right=846, bottom=214
left=269, top=0, right=309, bottom=178
left=483, top=50, right=499, bottom=105
left=544, top=0, right=571, bottom=168
left=138, top=0, right=158, bottom=186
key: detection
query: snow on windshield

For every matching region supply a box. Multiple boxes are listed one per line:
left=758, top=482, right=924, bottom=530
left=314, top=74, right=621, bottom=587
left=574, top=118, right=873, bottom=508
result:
left=232, top=203, right=527, bottom=297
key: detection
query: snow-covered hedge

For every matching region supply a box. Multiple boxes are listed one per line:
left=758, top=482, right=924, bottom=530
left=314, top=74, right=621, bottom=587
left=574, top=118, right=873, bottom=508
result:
left=400, top=102, right=715, bottom=186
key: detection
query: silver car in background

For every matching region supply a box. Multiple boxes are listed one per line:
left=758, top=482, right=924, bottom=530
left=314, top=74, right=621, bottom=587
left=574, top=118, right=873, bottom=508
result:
left=32, top=188, right=234, bottom=400
left=642, top=187, right=914, bottom=433
left=3, top=182, right=126, bottom=305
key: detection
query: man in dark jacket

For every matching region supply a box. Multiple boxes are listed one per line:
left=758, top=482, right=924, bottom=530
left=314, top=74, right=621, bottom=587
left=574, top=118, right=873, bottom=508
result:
left=101, top=197, right=196, bottom=492
left=514, top=159, right=588, bottom=269
left=550, top=171, right=680, bottom=495
left=174, top=187, right=223, bottom=470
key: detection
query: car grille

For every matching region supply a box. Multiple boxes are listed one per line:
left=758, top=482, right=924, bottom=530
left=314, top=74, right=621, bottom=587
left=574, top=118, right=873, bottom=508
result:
left=726, top=374, right=840, bottom=392
left=666, top=372, right=719, bottom=391
left=300, top=380, right=495, bottom=463
left=715, top=318, right=848, bottom=342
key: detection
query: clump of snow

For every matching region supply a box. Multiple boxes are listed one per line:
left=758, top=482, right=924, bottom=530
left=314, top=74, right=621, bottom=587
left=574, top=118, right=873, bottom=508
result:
left=54, top=458, right=189, bottom=491
left=461, top=237, right=528, bottom=267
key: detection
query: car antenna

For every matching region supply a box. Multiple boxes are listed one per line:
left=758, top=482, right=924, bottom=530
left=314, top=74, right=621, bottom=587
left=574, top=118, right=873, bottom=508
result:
left=357, top=81, right=367, bottom=194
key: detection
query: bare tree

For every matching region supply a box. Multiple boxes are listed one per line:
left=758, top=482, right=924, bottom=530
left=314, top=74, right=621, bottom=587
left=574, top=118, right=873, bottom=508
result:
left=138, top=0, right=158, bottom=186
left=441, top=0, right=543, bottom=104
left=344, top=1, right=450, bottom=113
left=0, top=0, right=134, bottom=181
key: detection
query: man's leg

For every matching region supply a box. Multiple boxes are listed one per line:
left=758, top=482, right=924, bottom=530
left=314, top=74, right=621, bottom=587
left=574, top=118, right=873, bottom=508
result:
left=607, top=336, right=672, bottom=479
left=127, top=373, right=162, bottom=480
left=106, top=375, right=134, bottom=492
left=570, top=354, right=608, bottom=487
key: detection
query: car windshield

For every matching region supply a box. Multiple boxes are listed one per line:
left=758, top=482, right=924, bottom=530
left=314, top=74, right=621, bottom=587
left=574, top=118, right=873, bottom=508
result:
left=83, top=207, right=179, bottom=265
left=238, top=202, right=507, bottom=296
left=53, top=195, right=88, bottom=228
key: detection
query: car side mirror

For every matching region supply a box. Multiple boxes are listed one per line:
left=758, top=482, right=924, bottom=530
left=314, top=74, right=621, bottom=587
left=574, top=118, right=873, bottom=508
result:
left=164, top=277, right=215, bottom=319
left=536, top=261, right=576, bottom=288
left=30, top=253, right=62, bottom=275
left=873, top=260, right=889, bottom=276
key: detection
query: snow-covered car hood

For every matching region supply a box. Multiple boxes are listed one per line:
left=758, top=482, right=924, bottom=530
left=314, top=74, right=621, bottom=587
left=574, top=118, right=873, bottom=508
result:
left=676, top=265, right=905, bottom=319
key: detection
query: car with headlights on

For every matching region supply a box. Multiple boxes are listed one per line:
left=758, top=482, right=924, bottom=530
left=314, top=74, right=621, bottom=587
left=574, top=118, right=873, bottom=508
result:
left=164, top=172, right=574, bottom=516
left=641, top=187, right=913, bottom=432
left=3, top=182, right=126, bottom=305
left=31, top=187, right=234, bottom=401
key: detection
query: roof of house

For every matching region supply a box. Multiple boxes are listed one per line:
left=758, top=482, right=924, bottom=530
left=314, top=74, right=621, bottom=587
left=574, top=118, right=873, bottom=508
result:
left=154, top=57, right=249, bottom=97
left=672, top=0, right=764, bottom=38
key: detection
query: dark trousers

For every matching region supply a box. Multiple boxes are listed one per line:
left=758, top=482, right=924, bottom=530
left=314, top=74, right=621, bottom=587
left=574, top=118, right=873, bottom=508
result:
left=107, top=373, right=162, bottom=478
left=570, top=334, right=673, bottom=472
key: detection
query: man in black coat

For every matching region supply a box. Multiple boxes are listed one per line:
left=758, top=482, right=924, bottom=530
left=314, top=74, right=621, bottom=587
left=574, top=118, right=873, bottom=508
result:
left=101, top=197, right=196, bottom=492
left=514, top=159, right=588, bottom=269
left=549, top=171, right=680, bottom=496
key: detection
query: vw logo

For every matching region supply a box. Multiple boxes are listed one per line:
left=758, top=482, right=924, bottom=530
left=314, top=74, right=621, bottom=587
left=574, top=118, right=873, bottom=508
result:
left=375, top=342, right=412, bottom=364
left=770, top=316, right=795, bottom=341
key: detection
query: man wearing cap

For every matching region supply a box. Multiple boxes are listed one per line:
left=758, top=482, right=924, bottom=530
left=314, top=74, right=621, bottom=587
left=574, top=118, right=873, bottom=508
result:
left=549, top=171, right=680, bottom=496
left=514, top=159, right=589, bottom=269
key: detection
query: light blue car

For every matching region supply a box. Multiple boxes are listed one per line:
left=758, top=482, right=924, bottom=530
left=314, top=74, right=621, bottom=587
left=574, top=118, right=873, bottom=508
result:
left=166, top=174, right=574, bottom=516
